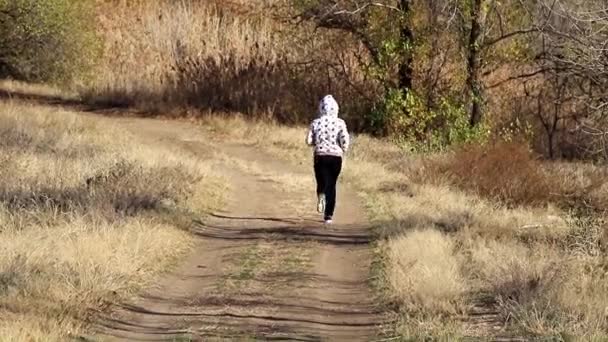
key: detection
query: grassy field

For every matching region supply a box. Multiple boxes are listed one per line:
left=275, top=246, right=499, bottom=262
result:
left=197, top=115, right=608, bottom=339
left=2, top=76, right=608, bottom=340
left=0, top=89, right=225, bottom=340
left=2, top=0, right=607, bottom=340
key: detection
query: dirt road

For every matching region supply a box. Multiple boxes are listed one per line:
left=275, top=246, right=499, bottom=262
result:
left=94, top=118, right=388, bottom=341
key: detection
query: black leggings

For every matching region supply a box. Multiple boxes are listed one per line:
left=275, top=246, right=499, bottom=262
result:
left=314, top=155, right=343, bottom=218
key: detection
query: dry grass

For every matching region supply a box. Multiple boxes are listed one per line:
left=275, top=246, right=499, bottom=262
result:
left=3, top=79, right=605, bottom=338
left=81, top=1, right=370, bottom=126
left=379, top=150, right=607, bottom=338
left=385, top=230, right=465, bottom=314
left=0, top=79, right=77, bottom=101
left=85, top=1, right=279, bottom=109
left=0, top=100, right=225, bottom=340
left=5, top=77, right=605, bottom=338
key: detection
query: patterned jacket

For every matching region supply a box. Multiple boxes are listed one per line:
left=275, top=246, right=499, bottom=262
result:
left=306, top=95, right=350, bottom=157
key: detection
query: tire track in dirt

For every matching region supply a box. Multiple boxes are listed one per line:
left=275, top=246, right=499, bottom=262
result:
left=92, top=118, right=389, bottom=341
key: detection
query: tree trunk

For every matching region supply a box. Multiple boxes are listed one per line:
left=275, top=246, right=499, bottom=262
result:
left=466, top=0, right=483, bottom=127
left=398, top=0, right=413, bottom=94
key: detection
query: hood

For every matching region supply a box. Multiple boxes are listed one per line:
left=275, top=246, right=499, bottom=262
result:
left=318, top=95, right=339, bottom=118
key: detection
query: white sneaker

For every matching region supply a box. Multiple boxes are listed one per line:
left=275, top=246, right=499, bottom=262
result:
left=324, top=219, right=333, bottom=225
left=317, top=194, right=325, bottom=213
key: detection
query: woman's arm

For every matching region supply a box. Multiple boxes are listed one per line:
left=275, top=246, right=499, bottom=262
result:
left=306, top=123, right=315, bottom=146
left=338, top=121, right=350, bottom=152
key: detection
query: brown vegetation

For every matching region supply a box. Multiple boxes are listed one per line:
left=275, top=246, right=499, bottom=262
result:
left=81, top=0, right=371, bottom=128
left=415, top=141, right=608, bottom=210
left=77, top=0, right=608, bottom=161
left=0, top=93, right=225, bottom=340
left=1, top=0, right=608, bottom=339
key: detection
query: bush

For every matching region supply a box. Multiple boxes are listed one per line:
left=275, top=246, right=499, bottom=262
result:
left=370, top=88, right=488, bottom=151
left=420, top=141, right=608, bottom=209
left=443, top=142, right=550, bottom=206
left=0, top=0, right=99, bottom=83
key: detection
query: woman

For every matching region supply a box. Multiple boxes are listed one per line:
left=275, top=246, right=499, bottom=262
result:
left=306, top=95, right=350, bottom=224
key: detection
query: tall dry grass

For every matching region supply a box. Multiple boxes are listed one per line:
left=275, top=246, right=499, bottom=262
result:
left=82, top=0, right=371, bottom=127
left=0, top=98, right=225, bottom=340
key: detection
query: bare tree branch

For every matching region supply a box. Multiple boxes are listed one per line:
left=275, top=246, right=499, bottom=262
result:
left=487, top=68, right=555, bottom=89
left=483, top=28, right=540, bottom=48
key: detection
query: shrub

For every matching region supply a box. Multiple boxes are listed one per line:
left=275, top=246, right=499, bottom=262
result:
left=420, top=141, right=608, bottom=209
left=0, top=0, right=99, bottom=83
left=371, top=89, right=488, bottom=151
left=422, top=142, right=546, bottom=206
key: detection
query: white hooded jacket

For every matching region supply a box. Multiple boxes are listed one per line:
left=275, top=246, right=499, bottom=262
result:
left=306, top=95, right=350, bottom=157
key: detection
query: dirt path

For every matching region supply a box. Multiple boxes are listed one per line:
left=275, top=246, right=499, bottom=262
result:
left=93, top=118, right=387, bottom=341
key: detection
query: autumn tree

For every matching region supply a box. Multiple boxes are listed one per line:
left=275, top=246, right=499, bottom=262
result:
left=289, top=1, right=414, bottom=134
left=533, top=0, right=608, bottom=160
